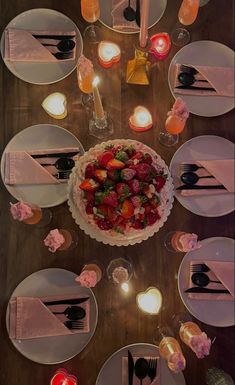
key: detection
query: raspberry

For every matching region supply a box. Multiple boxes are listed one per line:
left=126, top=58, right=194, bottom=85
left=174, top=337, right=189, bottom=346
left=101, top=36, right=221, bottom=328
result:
left=97, top=219, right=112, bottom=230
left=128, top=179, right=140, bottom=194
left=85, top=203, right=94, bottom=215
left=116, top=183, right=130, bottom=197
left=154, top=176, right=166, bottom=192
left=146, top=212, right=160, bottom=226
left=135, top=163, right=153, bottom=181
left=85, top=163, right=96, bottom=178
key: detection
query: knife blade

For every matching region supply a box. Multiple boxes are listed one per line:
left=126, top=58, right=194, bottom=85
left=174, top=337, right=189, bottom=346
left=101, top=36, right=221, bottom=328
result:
left=176, top=184, right=226, bottom=190
left=176, top=85, right=216, bottom=91
left=128, top=350, right=134, bottom=385
left=32, top=151, right=79, bottom=159
left=185, top=287, right=230, bottom=294
left=33, top=34, right=75, bottom=40
left=43, top=297, right=89, bottom=306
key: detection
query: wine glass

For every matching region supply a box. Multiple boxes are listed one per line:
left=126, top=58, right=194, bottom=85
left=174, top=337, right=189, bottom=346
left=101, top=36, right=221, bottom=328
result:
left=76, top=56, right=95, bottom=112
left=171, top=0, right=200, bottom=47
left=81, top=0, right=100, bottom=44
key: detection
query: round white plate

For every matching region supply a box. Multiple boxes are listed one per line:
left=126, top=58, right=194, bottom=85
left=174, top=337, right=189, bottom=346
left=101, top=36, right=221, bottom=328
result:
left=96, top=343, right=185, bottom=385
left=170, top=135, right=235, bottom=217
left=1, top=124, right=84, bottom=208
left=168, top=40, right=235, bottom=116
left=0, top=8, right=83, bottom=84
left=6, top=268, right=98, bottom=364
left=99, top=0, right=167, bottom=34
left=178, top=237, right=235, bottom=327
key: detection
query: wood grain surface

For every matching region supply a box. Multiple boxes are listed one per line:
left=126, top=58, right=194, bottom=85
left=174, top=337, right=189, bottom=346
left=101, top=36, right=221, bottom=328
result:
left=0, top=1, right=234, bottom=384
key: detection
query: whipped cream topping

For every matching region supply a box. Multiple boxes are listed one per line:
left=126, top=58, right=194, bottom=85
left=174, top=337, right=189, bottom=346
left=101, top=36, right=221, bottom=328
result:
left=190, top=332, right=212, bottom=359
left=167, top=97, right=189, bottom=121
left=179, top=232, right=201, bottom=252
left=77, top=54, right=94, bottom=78
left=76, top=270, right=97, bottom=288
left=44, top=229, right=65, bottom=253
left=112, top=266, right=129, bottom=284
left=10, top=201, right=33, bottom=221
left=168, top=352, right=186, bottom=373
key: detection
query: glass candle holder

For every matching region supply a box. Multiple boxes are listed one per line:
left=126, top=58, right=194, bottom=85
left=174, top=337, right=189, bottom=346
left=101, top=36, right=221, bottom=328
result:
left=106, top=257, right=133, bottom=291
left=89, top=112, right=114, bottom=139
left=164, top=231, right=201, bottom=253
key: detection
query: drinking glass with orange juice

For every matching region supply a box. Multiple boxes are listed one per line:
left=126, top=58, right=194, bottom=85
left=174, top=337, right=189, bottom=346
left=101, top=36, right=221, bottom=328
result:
left=171, top=0, right=200, bottom=47
left=77, top=54, right=95, bottom=110
left=81, top=0, right=100, bottom=43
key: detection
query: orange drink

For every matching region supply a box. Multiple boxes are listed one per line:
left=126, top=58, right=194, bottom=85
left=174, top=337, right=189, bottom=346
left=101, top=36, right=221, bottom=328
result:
left=23, top=206, right=42, bottom=225
left=178, top=0, right=200, bottom=25
left=159, top=336, right=186, bottom=373
left=179, top=321, right=202, bottom=346
left=81, top=0, right=100, bottom=23
left=165, top=114, right=186, bottom=135
left=77, top=55, right=94, bottom=94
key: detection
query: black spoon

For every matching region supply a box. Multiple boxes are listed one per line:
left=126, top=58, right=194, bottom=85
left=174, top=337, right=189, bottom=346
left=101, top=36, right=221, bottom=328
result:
left=123, top=0, right=136, bottom=21
left=42, top=39, right=75, bottom=52
left=191, top=272, right=221, bottom=287
left=42, top=157, right=75, bottom=171
left=53, top=305, right=86, bottom=320
left=178, top=72, right=195, bottom=86
left=181, top=172, right=214, bottom=185
left=135, top=358, right=148, bottom=385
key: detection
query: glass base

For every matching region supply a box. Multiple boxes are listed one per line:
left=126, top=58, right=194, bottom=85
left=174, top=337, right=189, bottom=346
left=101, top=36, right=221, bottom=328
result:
left=33, top=209, right=52, bottom=228
left=172, top=312, right=192, bottom=328
left=84, top=24, right=100, bottom=44
left=81, top=93, right=94, bottom=113
left=59, top=229, right=78, bottom=251
left=171, top=28, right=190, bottom=47
left=159, top=131, right=179, bottom=147
left=89, top=114, right=114, bottom=139
left=199, top=0, right=211, bottom=6
left=164, top=231, right=179, bottom=252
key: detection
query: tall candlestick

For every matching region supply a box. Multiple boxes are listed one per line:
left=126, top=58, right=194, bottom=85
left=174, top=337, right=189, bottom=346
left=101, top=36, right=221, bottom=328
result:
left=139, top=0, right=150, bottom=48
left=92, top=76, right=105, bottom=119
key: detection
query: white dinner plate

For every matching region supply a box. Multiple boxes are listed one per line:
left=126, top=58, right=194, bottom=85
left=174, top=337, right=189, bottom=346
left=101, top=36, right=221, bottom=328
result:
left=96, top=343, right=185, bottom=385
left=99, top=0, right=167, bottom=34
left=178, top=237, right=235, bottom=327
left=6, top=268, right=98, bottom=364
left=168, top=40, right=235, bottom=116
left=0, top=8, right=83, bottom=84
left=170, top=135, right=235, bottom=217
left=1, top=124, right=84, bottom=208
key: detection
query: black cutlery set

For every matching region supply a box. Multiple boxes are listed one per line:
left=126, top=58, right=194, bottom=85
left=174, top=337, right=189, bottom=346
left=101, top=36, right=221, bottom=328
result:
left=128, top=350, right=158, bottom=385
left=123, top=0, right=141, bottom=26
left=32, top=151, right=79, bottom=180
left=176, top=163, right=226, bottom=191
left=44, top=297, right=89, bottom=330
left=33, top=33, right=76, bottom=60
left=185, top=264, right=229, bottom=294
left=176, top=65, right=216, bottom=92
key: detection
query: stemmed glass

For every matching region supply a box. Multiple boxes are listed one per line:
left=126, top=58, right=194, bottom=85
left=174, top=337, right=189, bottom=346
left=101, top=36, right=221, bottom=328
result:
left=81, top=0, right=100, bottom=44
left=171, top=0, right=200, bottom=47
left=76, top=56, right=95, bottom=112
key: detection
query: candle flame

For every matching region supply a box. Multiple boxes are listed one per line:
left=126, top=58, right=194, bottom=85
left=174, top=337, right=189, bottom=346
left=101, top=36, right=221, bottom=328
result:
left=92, top=76, right=100, bottom=87
left=121, top=282, right=129, bottom=293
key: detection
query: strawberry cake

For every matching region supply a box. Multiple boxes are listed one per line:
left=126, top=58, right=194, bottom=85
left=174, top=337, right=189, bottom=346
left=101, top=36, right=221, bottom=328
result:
left=68, top=140, right=174, bottom=246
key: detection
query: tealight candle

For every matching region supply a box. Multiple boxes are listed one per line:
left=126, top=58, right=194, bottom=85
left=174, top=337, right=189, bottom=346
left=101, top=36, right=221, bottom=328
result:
left=98, top=41, right=121, bottom=68
left=129, top=106, right=153, bottom=132
left=42, top=92, right=67, bottom=119
left=92, top=76, right=105, bottom=120
left=50, top=368, right=77, bottom=385
left=150, top=33, right=171, bottom=60
left=136, top=287, right=162, bottom=315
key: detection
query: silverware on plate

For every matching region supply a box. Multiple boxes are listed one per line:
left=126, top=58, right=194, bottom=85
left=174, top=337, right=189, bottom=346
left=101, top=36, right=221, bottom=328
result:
left=148, top=357, right=157, bottom=382
left=53, top=170, right=71, bottom=179
left=32, top=151, right=79, bottom=159
left=44, top=297, right=89, bottom=306
left=185, top=287, right=230, bottom=294
left=176, top=184, right=226, bottom=190
left=64, top=320, right=84, bottom=330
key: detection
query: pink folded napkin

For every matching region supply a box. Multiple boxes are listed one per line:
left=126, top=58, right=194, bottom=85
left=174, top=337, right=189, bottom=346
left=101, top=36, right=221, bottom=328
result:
left=4, top=29, right=76, bottom=62
left=122, top=356, right=160, bottom=385
left=4, top=147, right=79, bottom=185
left=174, top=63, right=235, bottom=97
left=180, top=159, right=235, bottom=196
left=187, top=260, right=235, bottom=301
left=9, top=294, right=90, bottom=340
left=111, top=0, right=139, bottom=31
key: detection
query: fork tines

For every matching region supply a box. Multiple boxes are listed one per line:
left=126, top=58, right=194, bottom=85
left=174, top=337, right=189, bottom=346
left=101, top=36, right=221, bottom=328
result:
left=64, top=320, right=84, bottom=330
left=191, top=263, right=210, bottom=273
left=148, top=357, right=157, bottom=381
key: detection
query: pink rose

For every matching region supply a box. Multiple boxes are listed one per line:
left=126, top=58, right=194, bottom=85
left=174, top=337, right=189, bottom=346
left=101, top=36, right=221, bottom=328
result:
left=179, top=233, right=201, bottom=252
left=77, top=54, right=93, bottom=78
left=169, top=352, right=186, bottom=373
left=75, top=270, right=97, bottom=288
left=112, top=267, right=129, bottom=284
left=10, top=201, right=33, bottom=221
left=44, top=229, right=65, bottom=253
left=190, top=333, right=212, bottom=359
left=167, top=97, right=189, bottom=121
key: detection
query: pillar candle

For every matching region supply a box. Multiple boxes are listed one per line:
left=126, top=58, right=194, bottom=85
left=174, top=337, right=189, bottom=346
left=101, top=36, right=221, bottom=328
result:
left=139, top=0, right=150, bottom=48
left=92, top=76, right=105, bottom=119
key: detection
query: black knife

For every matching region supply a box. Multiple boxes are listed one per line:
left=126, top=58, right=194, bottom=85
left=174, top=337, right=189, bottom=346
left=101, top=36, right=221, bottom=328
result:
left=176, top=85, right=216, bottom=92
left=176, top=184, right=226, bottom=190
left=43, top=297, right=89, bottom=306
left=32, top=151, right=79, bottom=159
left=135, top=0, right=141, bottom=27
left=128, top=350, right=134, bottom=385
left=185, top=287, right=230, bottom=294
left=33, top=34, right=75, bottom=40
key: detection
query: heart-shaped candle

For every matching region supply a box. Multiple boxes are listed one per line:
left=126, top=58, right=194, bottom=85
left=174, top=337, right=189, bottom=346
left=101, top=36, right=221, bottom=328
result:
left=150, top=33, right=171, bottom=61
left=136, top=287, right=162, bottom=315
left=129, top=106, right=153, bottom=132
left=50, top=369, right=78, bottom=385
left=98, top=41, right=121, bottom=68
left=42, top=92, right=67, bottom=119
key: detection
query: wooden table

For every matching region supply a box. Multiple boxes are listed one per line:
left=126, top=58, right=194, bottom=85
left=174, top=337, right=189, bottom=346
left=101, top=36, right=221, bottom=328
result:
left=0, top=1, right=234, bottom=384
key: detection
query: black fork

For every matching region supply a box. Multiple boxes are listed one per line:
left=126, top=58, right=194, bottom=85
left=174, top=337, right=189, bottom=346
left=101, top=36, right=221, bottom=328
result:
left=64, top=320, right=84, bottom=330
left=53, top=171, right=71, bottom=180
left=181, top=164, right=204, bottom=172
left=148, top=357, right=157, bottom=382
left=191, top=263, right=210, bottom=273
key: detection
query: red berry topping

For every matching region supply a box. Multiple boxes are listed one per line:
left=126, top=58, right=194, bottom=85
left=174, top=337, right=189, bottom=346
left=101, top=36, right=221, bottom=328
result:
left=154, top=176, right=166, bottom=192
left=143, top=153, right=153, bottom=164
left=121, top=168, right=136, bottom=181
left=132, top=219, right=144, bottom=230
left=128, top=179, right=141, bottom=194
left=107, top=159, right=125, bottom=169
left=103, top=191, right=118, bottom=207
left=85, top=163, right=96, bottom=178
left=94, top=169, right=107, bottom=182
left=85, top=203, right=94, bottom=215
left=107, top=169, right=121, bottom=181
left=146, top=212, right=160, bottom=226
left=135, top=163, right=153, bottom=181
left=98, top=151, right=114, bottom=167
left=85, top=191, right=95, bottom=203
left=121, top=199, right=134, bottom=219
left=97, top=219, right=112, bottom=230
left=79, top=178, right=99, bottom=192
left=116, top=183, right=130, bottom=197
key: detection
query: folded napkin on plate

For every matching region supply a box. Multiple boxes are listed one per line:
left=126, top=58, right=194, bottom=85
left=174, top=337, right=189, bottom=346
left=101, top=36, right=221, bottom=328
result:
left=4, top=147, right=79, bottom=185
left=174, top=63, right=235, bottom=97
left=111, top=0, right=139, bottom=31
left=179, top=159, right=235, bottom=196
left=122, top=356, right=160, bottom=385
left=4, top=28, right=76, bottom=62
left=187, top=260, right=235, bottom=301
left=9, top=294, right=90, bottom=340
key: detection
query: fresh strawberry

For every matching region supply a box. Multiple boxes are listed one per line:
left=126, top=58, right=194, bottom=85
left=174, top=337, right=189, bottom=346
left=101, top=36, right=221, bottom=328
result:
left=125, top=145, right=136, bottom=157
left=128, top=179, right=141, bottom=194
left=115, top=150, right=129, bottom=162
left=131, top=195, right=148, bottom=208
left=154, top=176, right=166, bottom=192
left=85, top=191, right=95, bottom=203
left=97, top=219, right=112, bottom=230
left=107, top=159, right=125, bottom=169
left=143, top=153, right=153, bottom=165
left=103, top=191, right=118, bottom=207
left=95, top=204, right=108, bottom=218
left=107, top=169, right=121, bottom=181
left=135, top=163, right=153, bottom=181
left=150, top=195, right=160, bottom=209
left=97, top=151, right=114, bottom=167
left=79, top=179, right=99, bottom=192
left=131, top=151, right=144, bottom=162
left=132, top=219, right=144, bottom=230
left=121, top=199, right=134, bottom=219
left=121, top=168, right=136, bottom=181
left=116, top=183, right=130, bottom=197
left=107, top=206, right=118, bottom=222
left=85, top=203, right=94, bottom=215
left=146, top=212, right=160, bottom=226
left=111, top=145, right=122, bottom=155
left=142, top=202, right=152, bottom=214
left=94, top=169, right=107, bottom=182
left=85, top=163, right=96, bottom=178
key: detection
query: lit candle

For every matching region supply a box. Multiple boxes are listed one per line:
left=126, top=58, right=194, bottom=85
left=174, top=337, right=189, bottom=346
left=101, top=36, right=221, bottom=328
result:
left=42, top=92, right=67, bottom=119
left=139, top=0, right=150, bottom=48
left=98, top=41, right=121, bottom=68
left=92, top=76, right=105, bottom=120
left=129, top=106, right=153, bottom=132
left=50, top=369, right=77, bottom=385
left=121, top=282, right=129, bottom=293
left=150, top=33, right=171, bottom=60
left=136, top=287, right=162, bottom=315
